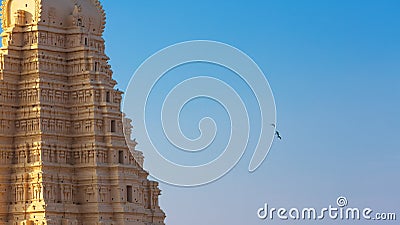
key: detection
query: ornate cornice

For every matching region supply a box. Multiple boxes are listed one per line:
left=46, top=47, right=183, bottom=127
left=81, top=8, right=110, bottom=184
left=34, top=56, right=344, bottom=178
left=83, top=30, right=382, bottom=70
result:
left=0, top=0, right=104, bottom=32
left=90, top=0, right=106, bottom=33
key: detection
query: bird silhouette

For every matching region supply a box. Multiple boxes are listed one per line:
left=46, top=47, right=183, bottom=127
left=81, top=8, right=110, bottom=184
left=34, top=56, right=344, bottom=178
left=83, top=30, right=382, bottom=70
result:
left=271, top=124, right=282, bottom=140
left=275, top=131, right=282, bottom=140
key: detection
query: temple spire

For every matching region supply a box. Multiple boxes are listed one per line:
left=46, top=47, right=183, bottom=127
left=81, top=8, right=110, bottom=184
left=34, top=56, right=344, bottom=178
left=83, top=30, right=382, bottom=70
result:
left=0, top=1, right=165, bottom=224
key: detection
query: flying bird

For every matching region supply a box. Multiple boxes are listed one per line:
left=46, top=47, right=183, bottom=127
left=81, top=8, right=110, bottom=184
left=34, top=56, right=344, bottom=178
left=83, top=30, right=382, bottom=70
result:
left=271, top=124, right=282, bottom=140
left=275, top=131, right=282, bottom=140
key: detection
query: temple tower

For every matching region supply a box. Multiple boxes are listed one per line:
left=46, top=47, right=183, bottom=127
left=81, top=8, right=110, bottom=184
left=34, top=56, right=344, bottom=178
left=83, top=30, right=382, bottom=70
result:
left=0, top=0, right=165, bottom=224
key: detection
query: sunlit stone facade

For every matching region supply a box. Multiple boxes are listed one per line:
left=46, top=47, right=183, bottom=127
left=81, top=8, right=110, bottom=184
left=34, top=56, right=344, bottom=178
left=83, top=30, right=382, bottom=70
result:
left=0, top=0, right=165, bottom=224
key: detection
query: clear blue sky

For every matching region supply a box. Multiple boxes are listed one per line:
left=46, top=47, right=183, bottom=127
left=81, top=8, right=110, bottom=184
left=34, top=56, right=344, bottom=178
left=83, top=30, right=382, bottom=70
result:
left=101, top=0, right=400, bottom=224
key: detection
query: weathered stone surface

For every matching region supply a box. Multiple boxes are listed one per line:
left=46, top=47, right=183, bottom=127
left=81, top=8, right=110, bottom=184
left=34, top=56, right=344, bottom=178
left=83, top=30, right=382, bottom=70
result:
left=0, top=1, right=165, bottom=224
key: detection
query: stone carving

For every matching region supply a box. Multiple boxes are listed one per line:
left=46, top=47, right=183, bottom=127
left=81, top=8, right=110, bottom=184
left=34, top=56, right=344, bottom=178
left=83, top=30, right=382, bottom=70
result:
left=0, top=1, right=165, bottom=225
left=71, top=4, right=82, bottom=27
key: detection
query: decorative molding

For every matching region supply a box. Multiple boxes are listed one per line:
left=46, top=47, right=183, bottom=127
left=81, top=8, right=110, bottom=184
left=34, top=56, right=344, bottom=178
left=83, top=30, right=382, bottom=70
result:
left=91, top=0, right=106, bottom=32
left=0, top=0, right=42, bottom=29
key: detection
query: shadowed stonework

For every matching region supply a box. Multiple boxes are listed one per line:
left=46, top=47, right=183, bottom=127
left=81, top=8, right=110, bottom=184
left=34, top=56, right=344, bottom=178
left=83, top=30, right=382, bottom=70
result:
left=0, top=0, right=165, bottom=224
